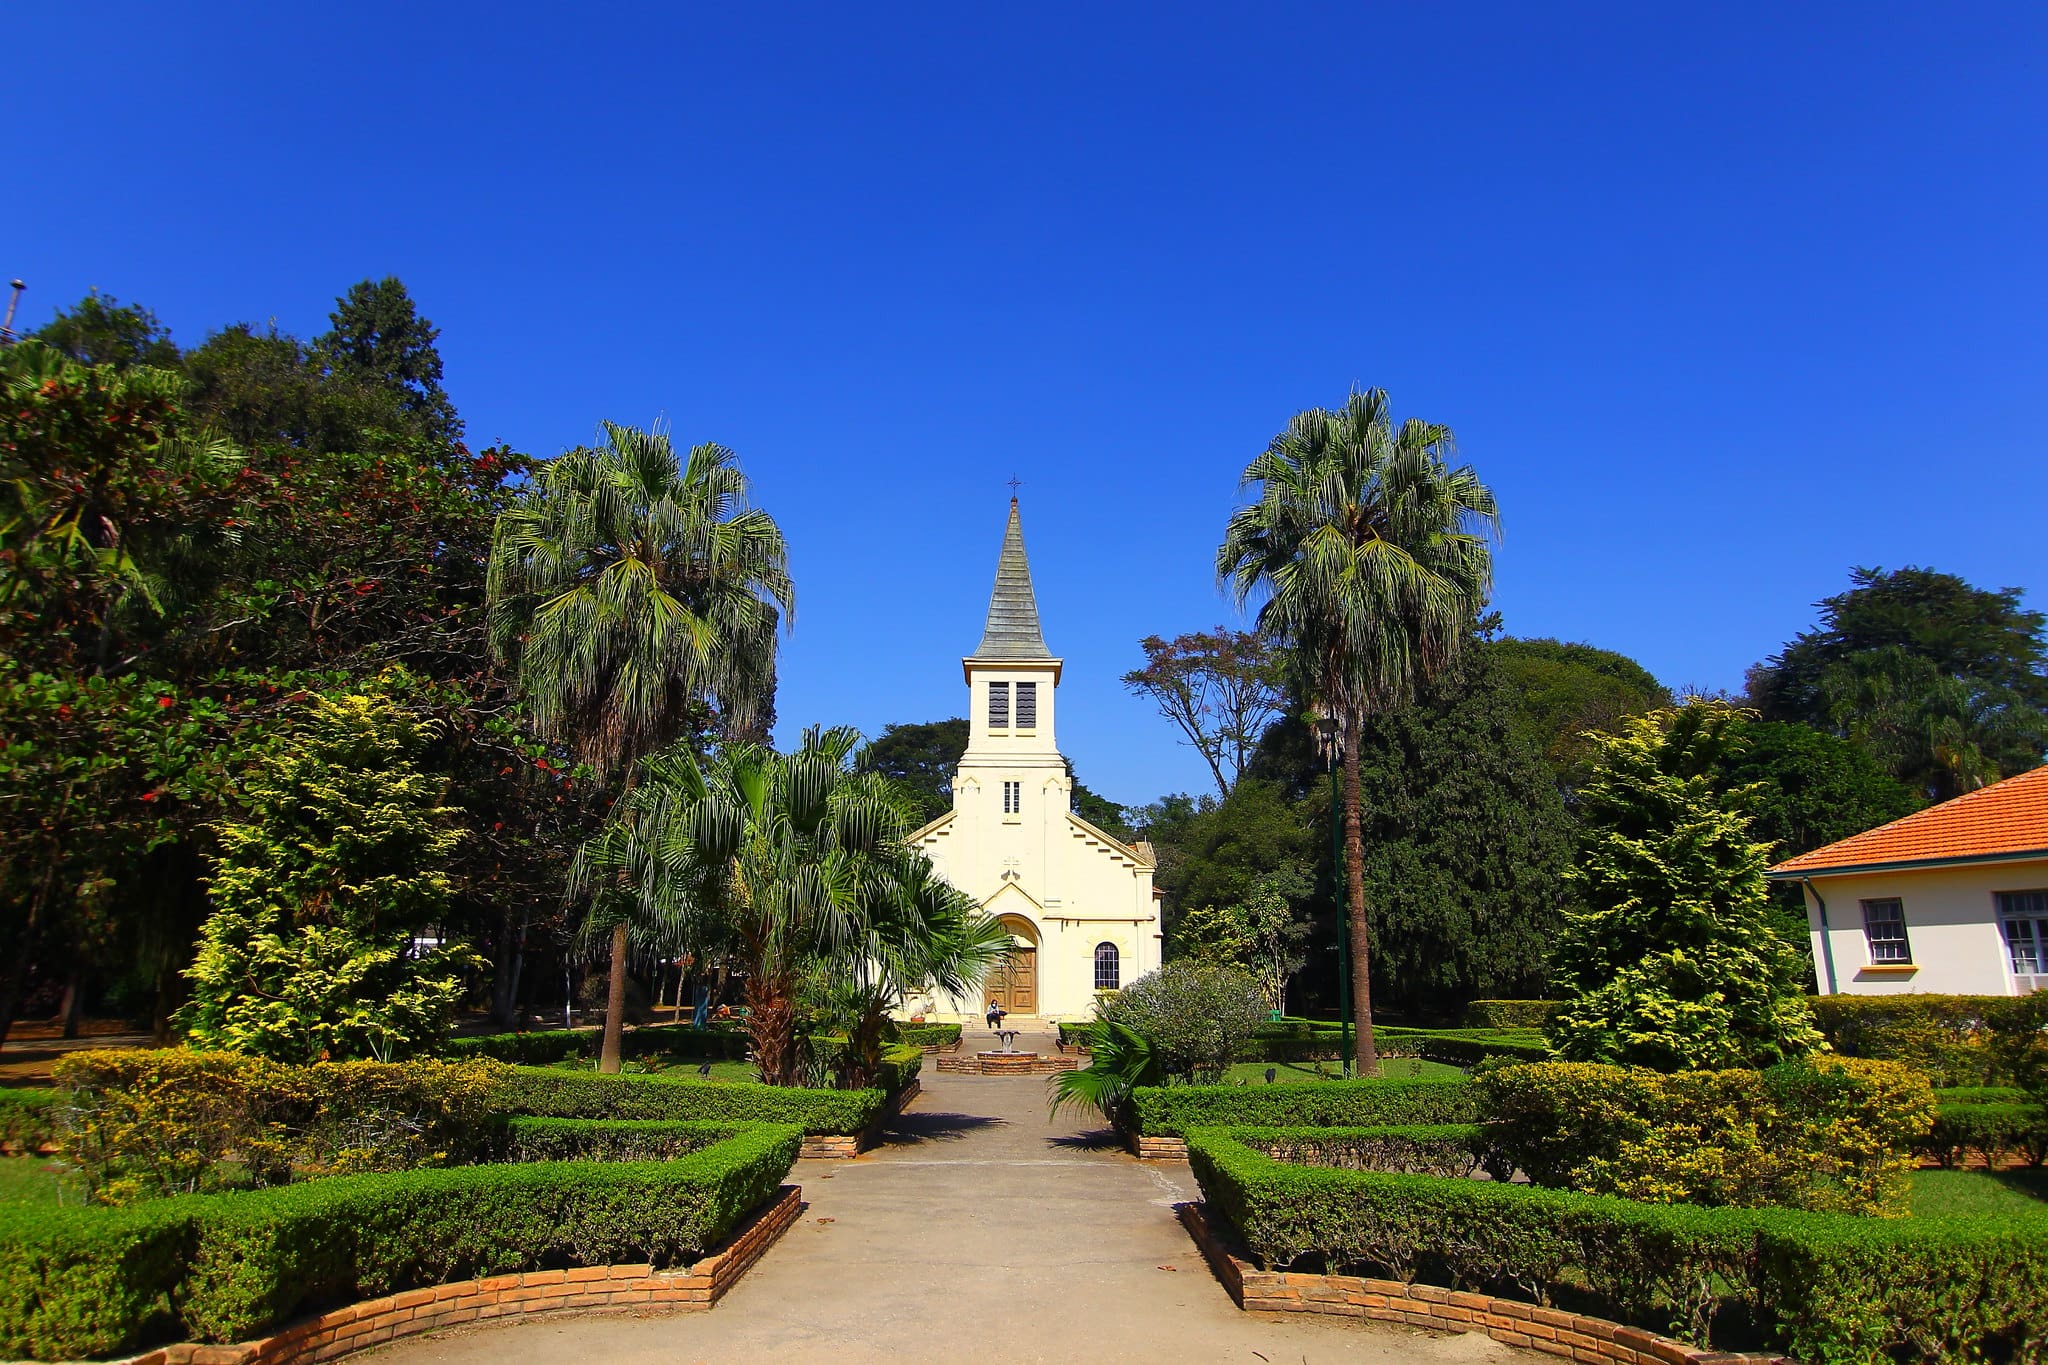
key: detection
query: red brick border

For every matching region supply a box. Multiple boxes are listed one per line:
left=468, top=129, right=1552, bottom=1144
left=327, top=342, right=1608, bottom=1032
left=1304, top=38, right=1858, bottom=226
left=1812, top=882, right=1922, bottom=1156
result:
left=932, top=1053, right=1077, bottom=1076
left=54, top=1185, right=805, bottom=1365
left=1177, top=1202, right=1792, bottom=1365
left=1125, top=1129, right=1187, bottom=1160
left=797, top=1080, right=920, bottom=1158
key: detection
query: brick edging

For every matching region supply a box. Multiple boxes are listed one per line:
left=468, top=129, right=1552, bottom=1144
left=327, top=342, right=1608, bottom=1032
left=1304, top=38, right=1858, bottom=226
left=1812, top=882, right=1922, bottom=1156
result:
left=1123, top=1127, right=1187, bottom=1160
left=933, top=1053, right=1078, bottom=1075
left=1175, top=1202, right=1794, bottom=1365
left=797, top=1078, right=922, bottom=1159
left=44, top=1186, right=806, bottom=1365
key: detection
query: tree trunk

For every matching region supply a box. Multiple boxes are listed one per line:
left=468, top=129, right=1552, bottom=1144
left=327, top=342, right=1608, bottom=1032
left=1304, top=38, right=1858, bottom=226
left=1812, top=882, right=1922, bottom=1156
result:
left=1343, top=712, right=1378, bottom=1075
left=598, top=921, right=629, bottom=1074
left=58, top=968, right=83, bottom=1039
left=746, top=970, right=798, bottom=1086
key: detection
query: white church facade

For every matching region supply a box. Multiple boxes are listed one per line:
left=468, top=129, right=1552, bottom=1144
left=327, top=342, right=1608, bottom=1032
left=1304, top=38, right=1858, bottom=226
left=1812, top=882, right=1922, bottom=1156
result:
left=901, top=499, right=1163, bottom=1024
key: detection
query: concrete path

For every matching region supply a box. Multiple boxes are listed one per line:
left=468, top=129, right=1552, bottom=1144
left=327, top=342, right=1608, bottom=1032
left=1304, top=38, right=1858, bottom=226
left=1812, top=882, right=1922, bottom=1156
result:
left=372, top=1035, right=1536, bottom=1364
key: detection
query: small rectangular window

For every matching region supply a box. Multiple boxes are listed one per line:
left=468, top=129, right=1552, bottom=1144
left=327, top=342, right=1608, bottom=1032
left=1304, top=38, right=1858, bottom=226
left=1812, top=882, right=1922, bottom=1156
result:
left=1015, top=682, right=1037, bottom=728
left=989, top=682, right=1010, bottom=729
left=1998, top=892, right=2048, bottom=989
left=1861, top=898, right=1911, bottom=964
left=1003, top=780, right=1020, bottom=815
left=2005, top=916, right=2042, bottom=977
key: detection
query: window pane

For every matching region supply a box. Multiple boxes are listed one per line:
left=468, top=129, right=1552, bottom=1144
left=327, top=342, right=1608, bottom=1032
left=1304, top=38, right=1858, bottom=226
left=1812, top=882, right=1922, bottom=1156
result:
left=989, top=682, right=1010, bottom=728
left=1998, top=890, right=2048, bottom=919
left=1861, top=898, right=1911, bottom=963
left=1094, top=942, right=1120, bottom=990
left=1016, top=682, right=1037, bottom=728
left=2004, top=917, right=2041, bottom=977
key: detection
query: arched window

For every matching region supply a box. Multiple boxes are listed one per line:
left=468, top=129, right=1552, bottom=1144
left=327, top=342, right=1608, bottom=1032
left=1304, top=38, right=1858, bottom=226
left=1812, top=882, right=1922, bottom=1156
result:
left=1093, top=942, right=1121, bottom=991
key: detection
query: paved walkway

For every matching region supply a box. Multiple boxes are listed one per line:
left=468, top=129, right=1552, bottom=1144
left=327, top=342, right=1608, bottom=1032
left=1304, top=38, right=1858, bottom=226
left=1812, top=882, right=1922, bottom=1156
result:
left=373, top=1034, right=1534, bottom=1364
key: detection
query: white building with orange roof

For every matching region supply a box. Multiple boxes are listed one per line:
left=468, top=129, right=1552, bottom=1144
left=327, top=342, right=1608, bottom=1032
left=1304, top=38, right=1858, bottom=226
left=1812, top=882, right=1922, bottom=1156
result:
left=1767, top=765, right=2048, bottom=995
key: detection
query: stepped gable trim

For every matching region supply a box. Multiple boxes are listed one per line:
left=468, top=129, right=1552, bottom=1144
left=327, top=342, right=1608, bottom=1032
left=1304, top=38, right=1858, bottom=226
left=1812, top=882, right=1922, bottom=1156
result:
left=1066, top=812, right=1155, bottom=867
left=1177, top=1201, right=1791, bottom=1365
left=905, top=809, right=956, bottom=843
left=1769, top=764, right=2048, bottom=877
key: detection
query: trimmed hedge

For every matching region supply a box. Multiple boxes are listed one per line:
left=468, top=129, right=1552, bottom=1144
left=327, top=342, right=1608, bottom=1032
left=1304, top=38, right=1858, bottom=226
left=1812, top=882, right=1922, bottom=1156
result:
left=1919, top=1098, right=2048, bottom=1170
left=1125, top=1077, right=1476, bottom=1138
left=495, top=1068, right=886, bottom=1135
left=500, top=1117, right=746, bottom=1163
left=1377, top=1027, right=1551, bottom=1066
left=0, top=1122, right=801, bottom=1359
left=0, top=1088, right=59, bottom=1153
left=446, top=1024, right=752, bottom=1065
left=1226, top=1124, right=1503, bottom=1180
left=1463, top=999, right=1560, bottom=1030
left=892, top=1023, right=962, bottom=1048
left=1810, top=994, right=1998, bottom=1087
left=1187, top=1126, right=2048, bottom=1363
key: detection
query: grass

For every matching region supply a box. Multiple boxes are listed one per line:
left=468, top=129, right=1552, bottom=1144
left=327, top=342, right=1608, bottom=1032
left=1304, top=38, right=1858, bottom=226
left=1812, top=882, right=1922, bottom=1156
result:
left=0, top=1157, right=71, bottom=1205
left=541, top=1055, right=759, bottom=1082
left=1909, top=1168, right=2048, bottom=1222
left=1221, top=1057, right=1465, bottom=1084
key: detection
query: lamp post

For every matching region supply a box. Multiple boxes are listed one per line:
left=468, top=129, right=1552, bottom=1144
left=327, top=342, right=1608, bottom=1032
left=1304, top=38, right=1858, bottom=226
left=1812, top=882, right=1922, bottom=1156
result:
left=1313, top=711, right=1352, bottom=1078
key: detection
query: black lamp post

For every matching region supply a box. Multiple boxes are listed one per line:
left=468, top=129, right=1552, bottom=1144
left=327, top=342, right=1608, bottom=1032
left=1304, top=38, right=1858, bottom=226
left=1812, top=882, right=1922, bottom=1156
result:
left=1314, top=711, right=1352, bottom=1078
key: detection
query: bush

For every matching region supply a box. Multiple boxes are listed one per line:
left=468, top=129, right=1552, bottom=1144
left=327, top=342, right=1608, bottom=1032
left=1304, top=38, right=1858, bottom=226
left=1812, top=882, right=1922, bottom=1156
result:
left=891, top=1023, right=961, bottom=1048
left=1918, top=1099, right=2048, bottom=1170
left=445, top=1024, right=754, bottom=1066
left=1124, top=1077, right=1476, bottom=1138
left=0, top=1123, right=801, bottom=1359
left=54, top=1051, right=510, bottom=1204
left=1463, top=999, right=1560, bottom=1029
left=1477, top=1058, right=1935, bottom=1214
left=1099, top=963, right=1268, bottom=1082
left=494, top=1068, right=885, bottom=1135
left=1376, top=1027, right=1551, bottom=1067
left=1226, top=1124, right=1502, bottom=1180
left=1186, top=1126, right=2048, bottom=1362
left=1810, top=994, right=1997, bottom=1087
left=499, top=1117, right=744, bottom=1163
left=0, top=1088, right=59, bottom=1153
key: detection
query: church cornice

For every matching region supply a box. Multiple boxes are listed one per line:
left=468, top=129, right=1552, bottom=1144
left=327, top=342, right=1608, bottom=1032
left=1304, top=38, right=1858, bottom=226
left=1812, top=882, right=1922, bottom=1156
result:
left=1066, top=812, right=1157, bottom=868
left=905, top=809, right=956, bottom=843
left=961, top=654, right=1063, bottom=685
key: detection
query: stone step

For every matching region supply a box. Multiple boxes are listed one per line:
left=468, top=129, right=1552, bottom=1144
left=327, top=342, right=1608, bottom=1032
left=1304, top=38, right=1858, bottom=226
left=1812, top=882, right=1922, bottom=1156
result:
left=933, top=1051, right=1080, bottom=1075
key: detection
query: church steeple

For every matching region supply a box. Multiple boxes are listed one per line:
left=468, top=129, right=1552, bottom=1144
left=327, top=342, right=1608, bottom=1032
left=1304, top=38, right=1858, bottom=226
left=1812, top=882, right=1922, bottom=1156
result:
left=971, top=498, right=1052, bottom=660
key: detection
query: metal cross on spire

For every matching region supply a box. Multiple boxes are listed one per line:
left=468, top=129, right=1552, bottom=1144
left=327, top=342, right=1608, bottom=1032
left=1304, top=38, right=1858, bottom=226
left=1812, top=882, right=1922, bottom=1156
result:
left=1006, top=474, right=1024, bottom=497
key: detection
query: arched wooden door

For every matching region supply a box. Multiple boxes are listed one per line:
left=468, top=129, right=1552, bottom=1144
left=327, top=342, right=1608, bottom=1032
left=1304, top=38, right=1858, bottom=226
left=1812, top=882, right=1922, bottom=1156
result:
left=985, top=946, right=1037, bottom=1015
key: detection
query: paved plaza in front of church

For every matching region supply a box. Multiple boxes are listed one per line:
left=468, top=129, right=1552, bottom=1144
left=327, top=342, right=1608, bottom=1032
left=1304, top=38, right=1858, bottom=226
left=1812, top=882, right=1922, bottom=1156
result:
left=370, top=1032, right=1537, bottom=1365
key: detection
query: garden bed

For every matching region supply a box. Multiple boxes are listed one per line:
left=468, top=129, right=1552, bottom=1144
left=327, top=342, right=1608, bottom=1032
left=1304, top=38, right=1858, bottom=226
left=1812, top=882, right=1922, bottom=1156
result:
left=1121, top=1076, right=1477, bottom=1158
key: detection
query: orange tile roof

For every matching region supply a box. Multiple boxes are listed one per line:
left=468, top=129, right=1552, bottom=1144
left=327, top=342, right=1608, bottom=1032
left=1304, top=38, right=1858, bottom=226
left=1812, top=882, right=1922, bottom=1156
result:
left=1770, top=764, right=2048, bottom=876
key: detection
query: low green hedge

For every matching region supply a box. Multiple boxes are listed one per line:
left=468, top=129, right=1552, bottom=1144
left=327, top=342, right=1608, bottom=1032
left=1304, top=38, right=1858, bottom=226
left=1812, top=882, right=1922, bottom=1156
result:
left=500, top=1117, right=747, bottom=1163
left=1919, top=1099, right=2048, bottom=1170
left=0, top=1123, right=801, bottom=1359
left=892, top=1023, right=961, bottom=1048
left=1125, top=1077, right=1476, bottom=1137
left=1187, top=1126, right=2048, bottom=1363
left=1224, top=1124, right=1502, bottom=1180
left=1462, top=999, right=1560, bottom=1030
left=1377, top=1027, right=1551, bottom=1066
left=0, top=1088, right=59, bottom=1152
left=447, top=1024, right=752, bottom=1066
left=872, top=1043, right=922, bottom=1093
left=1810, top=994, right=1999, bottom=1087
left=496, top=1068, right=886, bottom=1135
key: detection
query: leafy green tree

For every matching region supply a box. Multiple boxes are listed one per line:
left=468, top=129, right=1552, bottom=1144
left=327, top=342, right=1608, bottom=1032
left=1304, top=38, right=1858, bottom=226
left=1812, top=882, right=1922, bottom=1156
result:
left=1170, top=868, right=1311, bottom=1012
left=578, top=727, right=1003, bottom=1085
left=1122, top=628, right=1284, bottom=797
left=32, top=292, right=181, bottom=370
left=1547, top=703, right=1821, bottom=1071
left=185, top=322, right=414, bottom=454
left=1351, top=636, right=1577, bottom=1016
left=179, top=691, right=476, bottom=1062
left=1218, top=388, right=1498, bottom=1072
left=488, top=423, right=792, bottom=1072
left=1155, top=779, right=1310, bottom=923
left=861, top=718, right=967, bottom=825
left=315, top=278, right=462, bottom=448
left=1070, top=778, right=1134, bottom=839
left=1722, top=718, right=1922, bottom=866
left=1749, top=566, right=2048, bottom=799
left=1489, top=637, right=1671, bottom=784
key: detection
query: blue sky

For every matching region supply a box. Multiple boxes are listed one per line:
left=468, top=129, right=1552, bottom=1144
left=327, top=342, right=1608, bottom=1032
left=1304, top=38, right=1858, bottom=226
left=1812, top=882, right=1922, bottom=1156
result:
left=15, top=3, right=2046, bottom=806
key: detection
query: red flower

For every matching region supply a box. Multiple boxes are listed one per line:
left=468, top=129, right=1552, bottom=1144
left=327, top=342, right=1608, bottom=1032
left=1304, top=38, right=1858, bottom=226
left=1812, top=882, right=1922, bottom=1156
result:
left=157, top=696, right=175, bottom=709
left=140, top=790, right=160, bottom=803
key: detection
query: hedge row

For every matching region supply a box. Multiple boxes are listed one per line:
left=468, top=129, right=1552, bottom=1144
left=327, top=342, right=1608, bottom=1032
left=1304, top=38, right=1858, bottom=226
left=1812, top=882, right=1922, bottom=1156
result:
left=445, top=1024, right=752, bottom=1066
left=0, top=1122, right=802, bottom=1360
left=1377, top=1027, right=1551, bottom=1066
left=499, top=1117, right=747, bottom=1164
left=1809, top=994, right=1998, bottom=1087
left=1919, top=1098, right=2048, bottom=1170
left=892, top=1023, right=962, bottom=1048
left=1461, top=999, right=1560, bottom=1030
left=0, top=1088, right=58, bottom=1152
left=1125, top=1077, right=1475, bottom=1137
left=1226, top=1124, right=1502, bottom=1180
left=497, top=1067, right=887, bottom=1135
left=1187, top=1126, right=2048, bottom=1363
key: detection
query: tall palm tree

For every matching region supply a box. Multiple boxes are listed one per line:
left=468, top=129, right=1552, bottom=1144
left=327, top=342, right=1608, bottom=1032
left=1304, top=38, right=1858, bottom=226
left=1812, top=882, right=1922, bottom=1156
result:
left=576, top=727, right=1004, bottom=1085
left=1217, top=389, right=1497, bottom=1073
left=488, top=423, right=792, bottom=1072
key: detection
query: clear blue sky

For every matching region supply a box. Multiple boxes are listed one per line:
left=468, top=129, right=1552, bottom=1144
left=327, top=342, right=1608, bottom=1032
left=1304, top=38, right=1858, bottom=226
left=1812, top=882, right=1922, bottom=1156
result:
left=16, top=3, right=2046, bottom=806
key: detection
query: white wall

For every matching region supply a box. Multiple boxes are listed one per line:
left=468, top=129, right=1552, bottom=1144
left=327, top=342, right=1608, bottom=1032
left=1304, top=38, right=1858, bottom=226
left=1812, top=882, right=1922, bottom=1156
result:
left=1799, top=858, right=2048, bottom=995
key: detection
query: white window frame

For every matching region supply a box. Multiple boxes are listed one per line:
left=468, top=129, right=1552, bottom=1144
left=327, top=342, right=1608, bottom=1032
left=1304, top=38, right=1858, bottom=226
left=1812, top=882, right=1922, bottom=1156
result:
left=1998, top=890, right=2048, bottom=992
left=1860, top=897, right=1911, bottom=964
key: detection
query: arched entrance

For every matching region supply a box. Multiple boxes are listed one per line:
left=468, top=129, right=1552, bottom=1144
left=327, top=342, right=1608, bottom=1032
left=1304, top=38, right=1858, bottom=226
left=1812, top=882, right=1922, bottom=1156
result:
left=985, top=913, right=1038, bottom=1016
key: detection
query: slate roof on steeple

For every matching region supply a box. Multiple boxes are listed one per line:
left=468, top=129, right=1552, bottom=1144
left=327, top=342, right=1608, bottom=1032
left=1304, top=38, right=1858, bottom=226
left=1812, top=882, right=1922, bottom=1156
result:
left=972, top=499, right=1053, bottom=659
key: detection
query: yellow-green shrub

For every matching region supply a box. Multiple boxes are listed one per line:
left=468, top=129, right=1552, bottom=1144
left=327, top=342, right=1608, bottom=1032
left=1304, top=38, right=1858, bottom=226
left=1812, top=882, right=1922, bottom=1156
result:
left=1477, top=1057, right=1933, bottom=1214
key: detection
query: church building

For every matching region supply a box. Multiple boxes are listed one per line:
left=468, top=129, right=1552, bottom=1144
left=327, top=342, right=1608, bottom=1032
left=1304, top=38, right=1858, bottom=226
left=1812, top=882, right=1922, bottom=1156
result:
left=902, top=500, right=1163, bottom=1024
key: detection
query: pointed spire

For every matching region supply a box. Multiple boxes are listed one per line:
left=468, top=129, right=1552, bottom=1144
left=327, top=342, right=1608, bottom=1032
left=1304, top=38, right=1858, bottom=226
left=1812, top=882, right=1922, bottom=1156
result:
left=973, top=498, right=1052, bottom=659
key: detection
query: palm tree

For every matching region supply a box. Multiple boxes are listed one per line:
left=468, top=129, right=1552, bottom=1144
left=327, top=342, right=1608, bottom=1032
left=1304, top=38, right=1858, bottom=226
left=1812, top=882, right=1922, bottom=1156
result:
left=488, top=423, right=792, bottom=1072
left=577, top=727, right=1004, bottom=1085
left=1216, top=389, right=1497, bottom=1074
